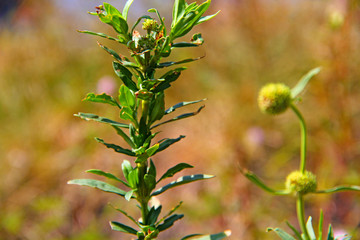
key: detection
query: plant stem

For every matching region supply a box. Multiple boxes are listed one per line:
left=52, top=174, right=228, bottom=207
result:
left=296, top=194, right=309, bottom=240
left=290, top=104, right=307, bottom=173
left=137, top=162, right=149, bottom=225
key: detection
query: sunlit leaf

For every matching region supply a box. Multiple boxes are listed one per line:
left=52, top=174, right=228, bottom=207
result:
left=306, top=217, right=316, bottom=240
left=291, top=67, right=321, bottom=98
left=122, top=0, right=134, bottom=21
left=327, top=225, right=334, bottom=240
left=267, top=228, right=297, bottom=240
left=158, top=163, right=194, bottom=183
left=95, top=138, right=135, bottom=156
left=125, top=190, right=135, bottom=201
left=86, top=169, right=130, bottom=187
left=83, top=92, right=120, bottom=107
left=78, top=30, right=120, bottom=42
left=165, top=99, right=206, bottom=114
left=67, top=179, right=127, bottom=197
left=75, top=112, right=129, bottom=129
left=151, top=106, right=205, bottom=129
left=181, top=230, right=231, bottom=240
left=110, top=221, right=138, bottom=235
left=152, top=174, right=214, bottom=196
left=195, top=10, right=220, bottom=25
left=243, top=170, right=290, bottom=195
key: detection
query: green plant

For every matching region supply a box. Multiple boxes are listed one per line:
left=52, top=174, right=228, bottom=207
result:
left=243, top=67, right=360, bottom=240
left=67, top=1, right=230, bottom=239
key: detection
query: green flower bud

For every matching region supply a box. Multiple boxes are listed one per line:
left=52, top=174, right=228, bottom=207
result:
left=329, top=11, right=344, bottom=30
left=142, top=19, right=158, bottom=32
left=138, top=36, right=156, bottom=51
left=258, top=83, right=292, bottom=115
left=286, top=170, right=317, bottom=195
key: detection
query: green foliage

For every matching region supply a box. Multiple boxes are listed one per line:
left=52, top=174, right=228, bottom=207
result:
left=68, top=1, right=228, bottom=239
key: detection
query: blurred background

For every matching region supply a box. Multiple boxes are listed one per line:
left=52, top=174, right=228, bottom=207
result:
left=1, top=0, right=360, bottom=239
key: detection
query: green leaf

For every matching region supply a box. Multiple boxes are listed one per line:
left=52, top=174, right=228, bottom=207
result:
left=172, top=0, right=186, bottom=27
left=144, top=174, right=156, bottom=193
left=153, top=67, right=186, bottom=93
left=172, top=42, right=199, bottom=48
left=291, top=67, right=321, bottom=98
left=131, top=15, right=152, bottom=33
left=125, top=190, right=135, bottom=201
left=95, top=138, right=135, bottom=157
left=122, top=0, right=134, bottom=21
left=112, top=125, right=135, bottom=149
left=156, top=135, right=186, bottom=153
left=120, top=106, right=137, bottom=123
left=147, top=205, right=162, bottom=226
left=110, top=221, right=138, bottom=235
left=127, top=168, right=139, bottom=189
left=181, top=231, right=232, bottom=240
left=156, top=201, right=183, bottom=227
left=86, top=169, right=130, bottom=187
left=151, top=105, right=205, bottom=129
left=83, top=93, right=120, bottom=107
left=318, top=210, right=324, bottom=240
left=119, top=85, right=136, bottom=109
left=113, top=62, right=138, bottom=92
left=306, top=217, right=316, bottom=240
left=102, top=3, right=129, bottom=35
left=146, top=144, right=160, bottom=157
left=165, top=99, right=206, bottom=114
left=327, top=225, right=334, bottom=240
left=158, top=163, right=194, bottom=183
left=98, top=42, right=139, bottom=68
left=122, top=160, right=133, bottom=181
left=148, top=159, right=157, bottom=179
left=316, top=185, right=360, bottom=194
left=149, top=92, right=165, bottom=124
left=67, top=179, right=127, bottom=197
left=152, top=174, right=214, bottom=196
left=157, top=214, right=184, bottom=232
left=75, top=112, right=129, bottom=129
left=267, top=228, right=297, bottom=240
left=110, top=204, right=139, bottom=226
left=286, top=221, right=302, bottom=240
left=242, top=170, right=290, bottom=195
left=195, top=10, right=220, bottom=25
left=157, top=56, right=204, bottom=68
left=77, top=30, right=120, bottom=42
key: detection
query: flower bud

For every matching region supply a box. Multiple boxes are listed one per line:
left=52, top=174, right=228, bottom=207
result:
left=258, top=83, right=291, bottom=115
left=286, top=170, right=317, bottom=195
left=142, top=19, right=158, bottom=32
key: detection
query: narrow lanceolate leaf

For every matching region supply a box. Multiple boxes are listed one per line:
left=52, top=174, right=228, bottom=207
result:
left=172, top=0, right=186, bottom=27
left=157, top=56, right=204, bottom=68
left=83, top=93, right=120, bottom=108
left=266, top=228, right=297, bottom=240
left=147, top=205, right=162, bottom=226
left=158, top=163, right=194, bottom=183
left=122, top=0, right=134, bottom=20
left=75, top=112, right=129, bottom=129
left=77, top=30, right=120, bottom=42
left=195, top=10, right=221, bottom=25
left=113, top=62, right=138, bottom=92
left=112, top=125, right=135, bottom=149
left=291, top=67, right=321, bottom=98
left=165, top=99, right=206, bottom=114
left=125, top=190, right=135, bottom=201
left=153, top=67, right=187, bottom=93
left=171, top=42, right=199, bottom=48
left=157, top=214, right=184, bottom=232
left=181, top=231, right=232, bottom=240
left=152, top=174, right=215, bottom=196
left=156, top=201, right=183, bottom=227
left=110, top=221, right=138, bottom=235
left=316, top=185, right=360, bottom=194
left=156, top=135, right=186, bottom=153
left=285, top=221, right=302, bottom=240
left=86, top=169, right=130, bottom=187
left=242, top=170, right=290, bottom=195
left=98, top=42, right=139, bottom=68
left=151, top=106, right=205, bottom=129
left=95, top=138, right=135, bottom=156
left=318, top=210, right=324, bottom=240
left=67, top=179, right=127, bottom=197
left=110, top=204, right=139, bottom=226
left=306, top=217, right=316, bottom=240
left=327, top=225, right=334, bottom=240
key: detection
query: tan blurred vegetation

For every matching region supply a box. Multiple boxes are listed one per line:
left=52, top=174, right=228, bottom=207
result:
left=1, top=0, right=360, bottom=239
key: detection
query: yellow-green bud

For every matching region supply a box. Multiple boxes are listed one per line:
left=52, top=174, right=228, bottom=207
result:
left=142, top=19, right=158, bottom=32
left=258, top=83, right=291, bottom=115
left=329, top=11, right=344, bottom=30
left=286, top=170, right=317, bottom=195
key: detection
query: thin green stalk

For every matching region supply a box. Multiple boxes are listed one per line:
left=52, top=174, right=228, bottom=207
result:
left=297, top=194, right=309, bottom=240
left=290, top=104, right=307, bottom=173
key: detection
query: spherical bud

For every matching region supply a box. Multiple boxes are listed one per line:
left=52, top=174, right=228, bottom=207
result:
left=286, top=170, right=317, bottom=195
left=142, top=19, right=158, bottom=32
left=138, top=36, right=156, bottom=51
left=258, top=83, right=292, bottom=115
